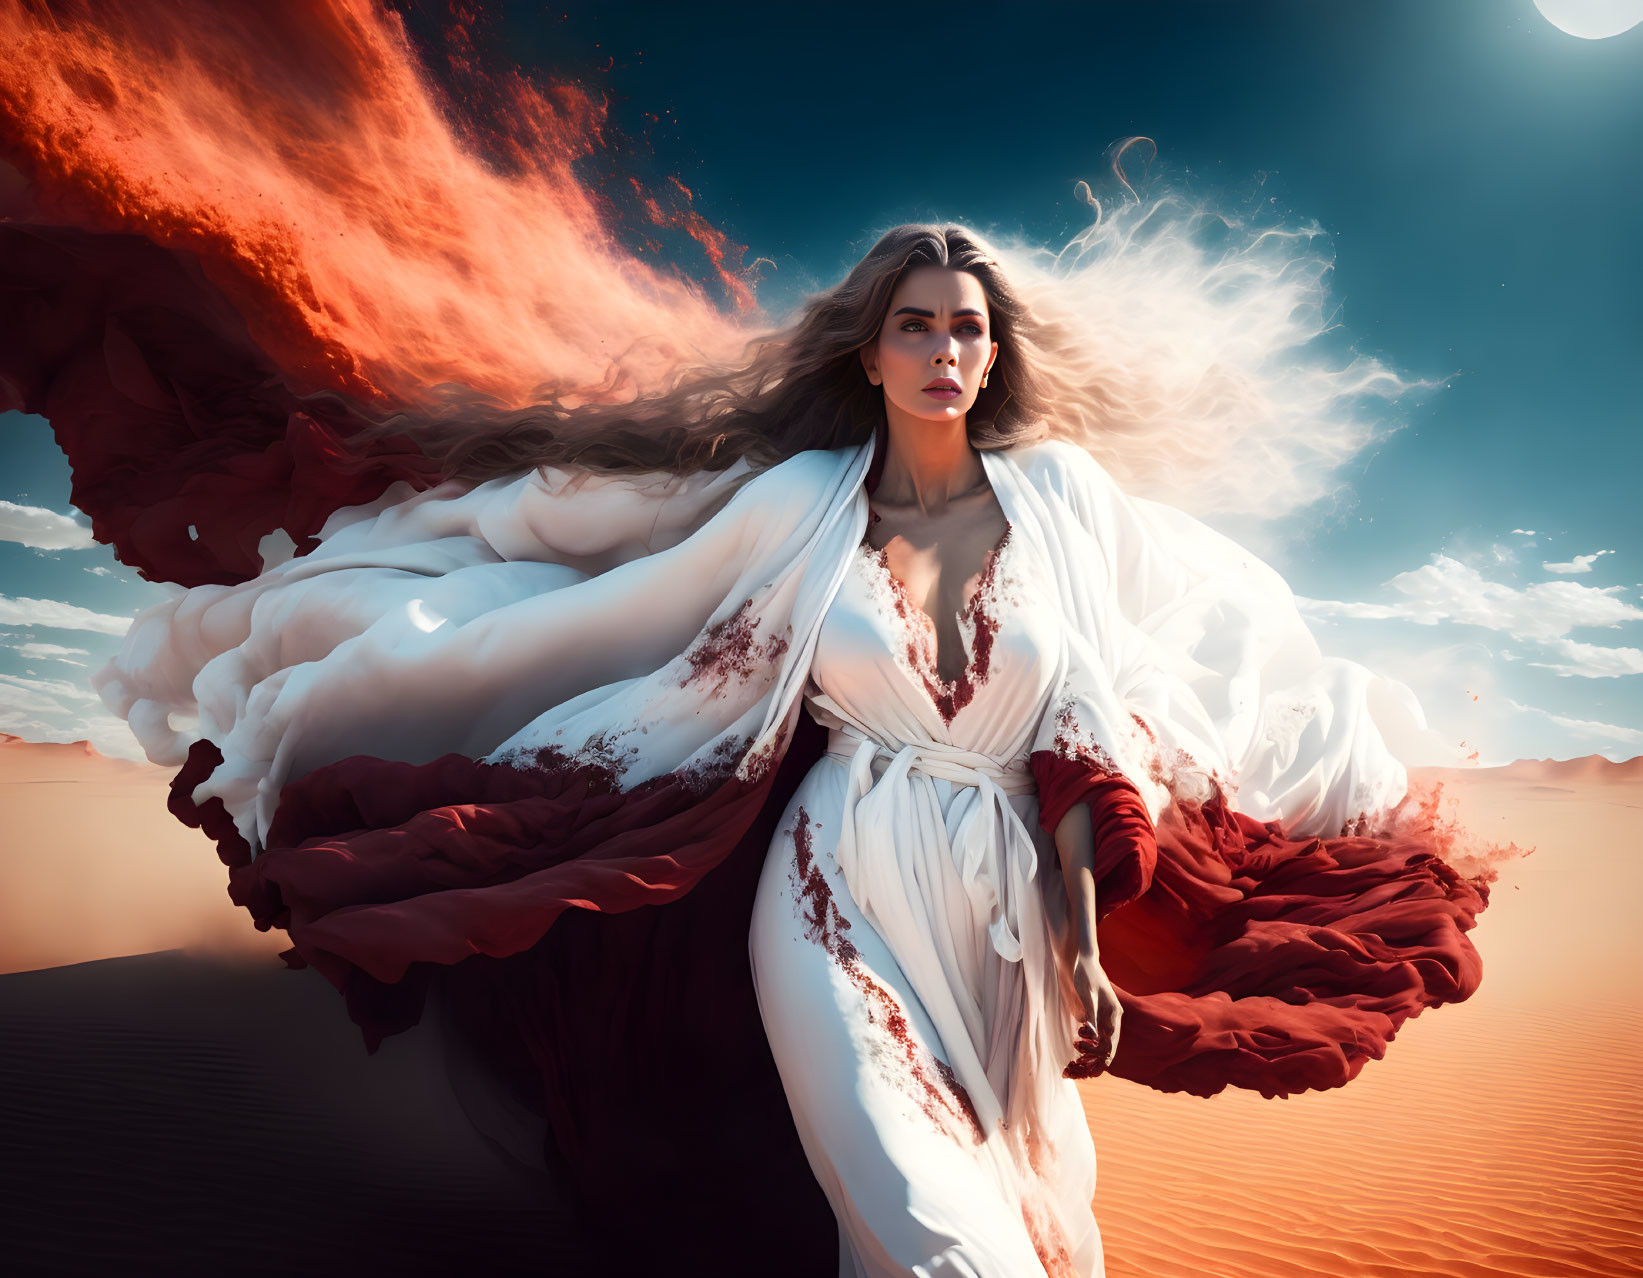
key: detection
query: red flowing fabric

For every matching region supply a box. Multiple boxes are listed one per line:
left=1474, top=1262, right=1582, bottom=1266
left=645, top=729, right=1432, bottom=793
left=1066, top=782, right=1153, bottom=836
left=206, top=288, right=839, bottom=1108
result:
left=1030, top=749, right=1489, bottom=1098
left=1107, top=787, right=1489, bottom=1099
left=170, top=714, right=844, bottom=1274
left=0, top=218, right=439, bottom=587
left=1030, top=750, right=1159, bottom=926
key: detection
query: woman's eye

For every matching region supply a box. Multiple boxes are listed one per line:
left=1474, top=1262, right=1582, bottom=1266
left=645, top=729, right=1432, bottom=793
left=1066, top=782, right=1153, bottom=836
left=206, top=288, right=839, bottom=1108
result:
left=901, top=321, right=986, bottom=335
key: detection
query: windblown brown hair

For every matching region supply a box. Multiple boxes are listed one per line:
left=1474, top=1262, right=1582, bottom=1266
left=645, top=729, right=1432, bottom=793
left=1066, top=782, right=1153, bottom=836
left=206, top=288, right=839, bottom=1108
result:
left=369, top=223, right=1096, bottom=483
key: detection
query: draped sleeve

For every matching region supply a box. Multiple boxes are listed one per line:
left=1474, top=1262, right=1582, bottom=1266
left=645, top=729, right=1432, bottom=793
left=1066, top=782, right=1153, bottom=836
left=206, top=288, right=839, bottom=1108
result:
left=91, top=442, right=869, bottom=1018
left=1016, top=437, right=1414, bottom=837
left=1009, top=439, right=1492, bottom=1100
left=98, top=450, right=825, bottom=846
left=1026, top=623, right=1162, bottom=925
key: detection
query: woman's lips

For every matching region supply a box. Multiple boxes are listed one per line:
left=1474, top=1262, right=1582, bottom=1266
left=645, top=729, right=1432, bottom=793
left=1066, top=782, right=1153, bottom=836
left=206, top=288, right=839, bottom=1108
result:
left=922, top=387, right=961, bottom=399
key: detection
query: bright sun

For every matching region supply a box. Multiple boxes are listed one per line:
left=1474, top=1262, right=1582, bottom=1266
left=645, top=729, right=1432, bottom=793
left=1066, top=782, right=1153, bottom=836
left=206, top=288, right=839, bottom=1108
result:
left=1533, top=0, right=1643, bottom=39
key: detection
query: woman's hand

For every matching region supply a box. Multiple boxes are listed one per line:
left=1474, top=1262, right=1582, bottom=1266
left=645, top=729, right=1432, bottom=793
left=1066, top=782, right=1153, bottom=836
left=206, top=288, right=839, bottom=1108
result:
left=1050, top=799, right=1122, bottom=1077
left=1065, top=948, right=1122, bottom=1079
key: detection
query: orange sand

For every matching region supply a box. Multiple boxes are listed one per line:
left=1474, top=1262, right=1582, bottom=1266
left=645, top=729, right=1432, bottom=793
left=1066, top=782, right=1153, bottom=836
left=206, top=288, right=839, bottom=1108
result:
left=0, top=734, right=288, bottom=971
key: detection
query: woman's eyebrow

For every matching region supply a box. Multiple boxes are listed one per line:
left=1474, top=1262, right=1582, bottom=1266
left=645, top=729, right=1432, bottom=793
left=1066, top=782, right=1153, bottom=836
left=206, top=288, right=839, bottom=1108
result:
left=892, top=306, right=986, bottom=319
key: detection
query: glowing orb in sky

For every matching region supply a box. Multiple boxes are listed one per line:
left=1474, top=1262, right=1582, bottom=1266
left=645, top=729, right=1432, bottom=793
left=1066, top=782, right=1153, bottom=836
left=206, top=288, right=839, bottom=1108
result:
left=1532, top=0, right=1643, bottom=38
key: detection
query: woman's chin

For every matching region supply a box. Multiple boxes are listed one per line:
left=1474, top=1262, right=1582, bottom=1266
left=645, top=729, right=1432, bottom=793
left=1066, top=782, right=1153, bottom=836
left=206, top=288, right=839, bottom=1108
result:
left=894, top=401, right=970, bottom=425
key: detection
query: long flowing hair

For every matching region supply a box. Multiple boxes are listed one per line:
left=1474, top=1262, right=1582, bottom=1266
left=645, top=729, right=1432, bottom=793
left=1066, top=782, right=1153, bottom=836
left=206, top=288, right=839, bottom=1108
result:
left=359, top=143, right=1426, bottom=522
left=373, top=221, right=1073, bottom=483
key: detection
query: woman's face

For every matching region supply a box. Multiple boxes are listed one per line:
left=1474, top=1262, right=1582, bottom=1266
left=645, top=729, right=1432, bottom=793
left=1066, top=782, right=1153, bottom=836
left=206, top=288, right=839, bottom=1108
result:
left=861, top=265, right=999, bottom=429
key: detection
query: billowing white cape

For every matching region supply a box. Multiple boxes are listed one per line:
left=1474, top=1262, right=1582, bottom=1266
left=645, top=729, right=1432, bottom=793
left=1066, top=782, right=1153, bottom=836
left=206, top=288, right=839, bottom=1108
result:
left=98, top=434, right=1416, bottom=861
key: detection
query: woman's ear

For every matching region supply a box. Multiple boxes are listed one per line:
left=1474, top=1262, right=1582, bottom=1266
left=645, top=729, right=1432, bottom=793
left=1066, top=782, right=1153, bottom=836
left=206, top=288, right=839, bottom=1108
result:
left=860, top=342, right=881, bottom=387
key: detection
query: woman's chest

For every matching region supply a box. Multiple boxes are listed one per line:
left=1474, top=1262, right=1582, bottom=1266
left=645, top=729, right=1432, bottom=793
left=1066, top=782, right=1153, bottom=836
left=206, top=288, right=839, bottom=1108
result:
left=811, top=521, right=1063, bottom=731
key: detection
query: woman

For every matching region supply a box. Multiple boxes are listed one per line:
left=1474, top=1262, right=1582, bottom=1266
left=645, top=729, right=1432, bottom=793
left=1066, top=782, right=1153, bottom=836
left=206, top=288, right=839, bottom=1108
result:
left=745, top=254, right=1138, bottom=1276
left=33, top=218, right=1491, bottom=1278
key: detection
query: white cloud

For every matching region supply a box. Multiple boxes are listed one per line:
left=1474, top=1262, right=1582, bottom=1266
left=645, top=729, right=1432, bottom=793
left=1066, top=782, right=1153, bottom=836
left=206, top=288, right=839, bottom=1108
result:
left=0, top=680, right=146, bottom=760
left=1510, top=529, right=1535, bottom=536
left=0, top=708, right=59, bottom=741
left=0, top=673, right=99, bottom=703
left=84, top=565, right=114, bottom=577
left=11, top=641, right=91, bottom=663
left=0, top=500, right=95, bottom=551
left=73, top=714, right=149, bottom=761
left=0, top=594, right=131, bottom=636
left=1543, top=549, right=1614, bottom=575
left=0, top=706, right=146, bottom=760
left=1528, top=638, right=1643, bottom=679
left=0, top=681, right=72, bottom=718
left=1296, top=554, right=1643, bottom=642
left=1504, top=697, right=1643, bottom=748
left=1294, top=598, right=1402, bottom=621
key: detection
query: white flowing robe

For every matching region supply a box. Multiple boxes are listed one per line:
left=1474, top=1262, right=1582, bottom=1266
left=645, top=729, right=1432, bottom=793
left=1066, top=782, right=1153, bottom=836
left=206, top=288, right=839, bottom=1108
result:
left=97, top=436, right=1412, bottom=861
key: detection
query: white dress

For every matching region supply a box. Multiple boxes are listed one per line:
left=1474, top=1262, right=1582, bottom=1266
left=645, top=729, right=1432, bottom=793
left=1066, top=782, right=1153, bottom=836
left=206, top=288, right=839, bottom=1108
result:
left=750, top=513, right=1103, bottom=1278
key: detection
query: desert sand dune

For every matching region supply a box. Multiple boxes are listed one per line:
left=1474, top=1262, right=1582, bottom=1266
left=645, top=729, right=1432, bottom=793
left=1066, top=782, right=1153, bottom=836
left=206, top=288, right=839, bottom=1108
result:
left=2, top=736, right=1639, bottom=1275
left=0, top=733, right=288, bottom=973
left=0, top=950, right=597, bottom=1276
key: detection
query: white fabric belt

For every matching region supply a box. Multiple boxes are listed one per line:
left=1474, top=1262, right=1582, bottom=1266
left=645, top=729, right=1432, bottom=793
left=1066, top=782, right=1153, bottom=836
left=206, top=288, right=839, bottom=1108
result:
left=818, top=718, right=1059, bottom=1137
left=823, top=723, right=1036, bottom=796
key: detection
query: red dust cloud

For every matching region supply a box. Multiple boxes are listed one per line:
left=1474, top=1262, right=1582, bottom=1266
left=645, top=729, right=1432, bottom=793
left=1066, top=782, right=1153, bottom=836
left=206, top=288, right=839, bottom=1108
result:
left=0, top=0, right=759, bottom=409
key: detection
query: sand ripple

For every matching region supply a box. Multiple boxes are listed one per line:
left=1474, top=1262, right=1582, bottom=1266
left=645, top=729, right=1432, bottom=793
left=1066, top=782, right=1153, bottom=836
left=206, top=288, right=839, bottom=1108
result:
left=1083, top=955, right=1643, bottom=1276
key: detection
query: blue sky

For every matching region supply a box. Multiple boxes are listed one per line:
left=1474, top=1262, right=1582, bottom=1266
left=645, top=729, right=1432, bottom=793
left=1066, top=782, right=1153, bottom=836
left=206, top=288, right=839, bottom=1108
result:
left=2, top=0, right=1639, bottom=765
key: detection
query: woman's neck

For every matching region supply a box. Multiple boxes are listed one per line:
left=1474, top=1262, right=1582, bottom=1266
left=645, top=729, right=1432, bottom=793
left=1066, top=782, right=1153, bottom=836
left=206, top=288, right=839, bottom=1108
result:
left=874, top=411, right=987, bottom=516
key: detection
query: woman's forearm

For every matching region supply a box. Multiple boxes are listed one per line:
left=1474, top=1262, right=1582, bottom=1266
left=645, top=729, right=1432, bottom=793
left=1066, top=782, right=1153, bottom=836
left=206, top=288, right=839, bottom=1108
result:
left=1053, top=801, right=1100, bottom=958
